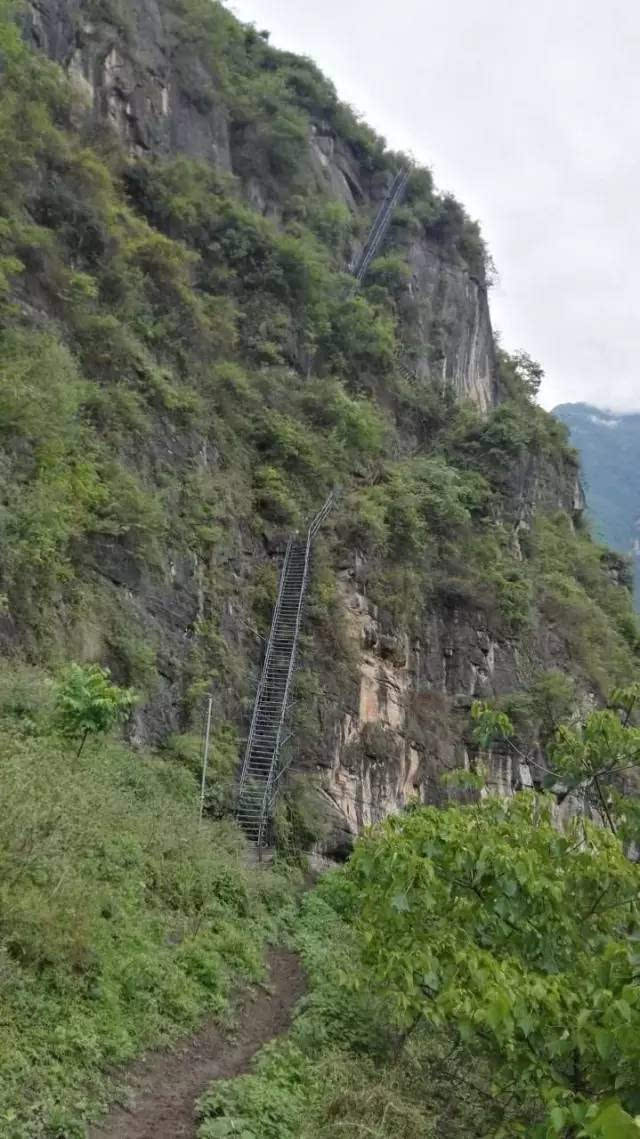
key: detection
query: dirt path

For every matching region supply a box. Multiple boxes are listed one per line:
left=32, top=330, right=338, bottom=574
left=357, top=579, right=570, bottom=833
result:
left=89, top=949, right=305, bottom=1139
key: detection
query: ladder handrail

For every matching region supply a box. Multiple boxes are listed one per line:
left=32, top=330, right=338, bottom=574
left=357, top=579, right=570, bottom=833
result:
left=356, top=170, right=409, bottom=280
left=349, top=171, right=403, bottom=275
left=351, top=169, right=410, bottom=283
left=238, top=538, right=293, bottom=797
left=235, top=490, right=337, bottom=849
left=256, top=538, right=311, bottom=849
left=308, top=487, right=338, bottom=540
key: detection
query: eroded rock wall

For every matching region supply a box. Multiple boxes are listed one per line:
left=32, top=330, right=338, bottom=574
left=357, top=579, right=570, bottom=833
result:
left=25, top=0, right=498, bottom=414
left=17, top=0, right=596, bottom=839
left=405, top=237, right=497, bottom=412
left=25, top=0, right=233, bottom=164
left=312, top=576, right=523, bottom=854
left=313, top=568, right=592, bottom=855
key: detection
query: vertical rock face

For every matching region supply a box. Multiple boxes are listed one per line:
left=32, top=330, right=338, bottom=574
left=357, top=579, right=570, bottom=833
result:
left=24, top=0, right=498, bottom=413
left=315, top=568, right=592, bottom=856
left=25, top=0, right=232, bottom=165
left=316, top=578, right=523, bottom=854
left=406, top=238, right=497, bottom=412
left=17, top=0, right=611, bottom=852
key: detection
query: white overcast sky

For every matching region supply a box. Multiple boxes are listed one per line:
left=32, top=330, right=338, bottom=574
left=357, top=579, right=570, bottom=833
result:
left=226, top=0, right=640, bottom=412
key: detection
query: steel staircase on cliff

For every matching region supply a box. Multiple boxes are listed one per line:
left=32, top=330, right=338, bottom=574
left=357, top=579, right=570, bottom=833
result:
left=236, top=170, right=409, bottom=851
left=236, top=492, right=336, bottom=852
left=349, top=167, right=418, bottom=382
left=350, top=168, right=411, bottom=282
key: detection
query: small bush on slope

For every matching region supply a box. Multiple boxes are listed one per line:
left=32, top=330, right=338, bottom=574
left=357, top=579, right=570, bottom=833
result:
left=0, top=664, right=299, bottom=1138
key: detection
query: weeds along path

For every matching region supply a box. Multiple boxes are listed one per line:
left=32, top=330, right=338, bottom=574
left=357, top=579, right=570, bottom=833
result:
left=89, top=949, right=305, bottom=1139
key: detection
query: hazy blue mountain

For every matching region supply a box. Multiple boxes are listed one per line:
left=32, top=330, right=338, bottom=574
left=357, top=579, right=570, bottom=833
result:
left=553, top=402, right=640, bottom=600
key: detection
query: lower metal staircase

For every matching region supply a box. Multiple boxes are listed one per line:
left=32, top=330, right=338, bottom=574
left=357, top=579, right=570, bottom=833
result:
left=236, top=492, right=336, bottom=851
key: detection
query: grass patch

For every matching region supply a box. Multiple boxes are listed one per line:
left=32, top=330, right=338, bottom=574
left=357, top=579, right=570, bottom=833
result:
left=0, top=663, right=299, bottom=1138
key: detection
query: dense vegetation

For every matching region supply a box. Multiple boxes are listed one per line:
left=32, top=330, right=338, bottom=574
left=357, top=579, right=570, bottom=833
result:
left=0, top=0, right=635, bottom=714
left=0, top=0, right=639, bottom=1135
left=0, top=662, right=298, bottom=1138
left=199, top=796, right=640, bottom=1139
left=197, top=693, right=640, bottom=1139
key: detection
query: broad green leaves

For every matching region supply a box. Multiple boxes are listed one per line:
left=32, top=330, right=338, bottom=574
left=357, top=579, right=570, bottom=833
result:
left=344, top=795, right=640, bottom=1134
left=472, top=688, right=640, bottom=844
left=471, top=700, right=514, bottom=749
left=54, top=663, right=136, bottom=755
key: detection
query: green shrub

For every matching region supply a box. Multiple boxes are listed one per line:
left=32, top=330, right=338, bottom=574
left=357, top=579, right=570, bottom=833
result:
left=54, top=662, right=136, bottom=755
left=365, top=252, right=411, bottom=297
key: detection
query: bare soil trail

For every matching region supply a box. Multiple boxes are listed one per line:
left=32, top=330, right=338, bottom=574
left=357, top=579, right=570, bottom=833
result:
left=89, top=949, right=305, bottom=1139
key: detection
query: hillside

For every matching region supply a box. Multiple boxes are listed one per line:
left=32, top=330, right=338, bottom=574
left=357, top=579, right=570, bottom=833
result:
left=6, top=0, right=638, bottom=846
left=0, top=0, right=639, bottom=1135
left=553, top=402, right=640, bottom=601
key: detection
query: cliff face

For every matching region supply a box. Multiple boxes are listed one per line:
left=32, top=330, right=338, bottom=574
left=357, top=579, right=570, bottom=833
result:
left=3, top=0, right=636, bottom=853
left=25, top=0, right=233, bottom=165
left=24, top=0, right=497, bottom=411
left=405, top=235, right=496, bottom=411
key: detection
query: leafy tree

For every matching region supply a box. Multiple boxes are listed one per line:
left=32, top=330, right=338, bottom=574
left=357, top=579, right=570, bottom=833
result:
left=54, top=663, right=136, bottom=756
left=498, top=349, right=545, bottom=401
left=344, top=794, right=640, bottom=1137
left=471, top=699, right=514, bottom=749
left=472, top=687, right=640, bottom=842
left=550, top=686, right=640, bottom=841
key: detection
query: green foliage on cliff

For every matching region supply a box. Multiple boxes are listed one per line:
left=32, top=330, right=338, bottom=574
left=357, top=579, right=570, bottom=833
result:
left=473, top=681, right=640, bottom=845
left=0, top=0, right=634, bottom=706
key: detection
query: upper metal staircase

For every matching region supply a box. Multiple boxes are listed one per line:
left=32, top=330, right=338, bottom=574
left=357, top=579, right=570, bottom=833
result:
left=350, top=168, right=410, bottom=283
left=236, top=492, right=336, bottom=851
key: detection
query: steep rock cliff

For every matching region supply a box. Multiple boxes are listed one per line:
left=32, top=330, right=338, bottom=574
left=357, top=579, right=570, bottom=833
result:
left=25, top=0, right=233, bottom=164
left=24, top=0, right=497, bottom=410
left=1, top=0, right=636, bottom=853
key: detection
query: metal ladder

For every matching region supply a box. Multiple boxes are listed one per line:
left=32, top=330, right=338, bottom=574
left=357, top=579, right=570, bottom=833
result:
left=350, top=168, right=410, bottom=283
left=236, top=492, right=336, bottom=851
left=349, top=168, right=418, bottom=384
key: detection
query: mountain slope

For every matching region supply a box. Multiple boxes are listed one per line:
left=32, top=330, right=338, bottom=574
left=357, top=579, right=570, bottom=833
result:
left=0, top=0, right=639, bottom=1133
left=0, top=0, right=636, bottom=849
left=553, top=402, right=640, bottom=599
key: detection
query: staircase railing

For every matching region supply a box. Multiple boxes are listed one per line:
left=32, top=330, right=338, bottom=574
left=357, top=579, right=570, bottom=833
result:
left=350, top=168, right=410, bottom=283
left=254, top=537, right=310, bottom=851
left=237, top=539, right=293, bottom=797
left=236, top=490, right=337, bottom=852
left=236, top=169, right=412, bottom=852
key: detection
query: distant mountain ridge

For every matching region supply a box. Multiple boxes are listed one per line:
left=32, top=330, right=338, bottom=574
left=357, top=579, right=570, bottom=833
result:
left=553, top=402, right=640, bottom=601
